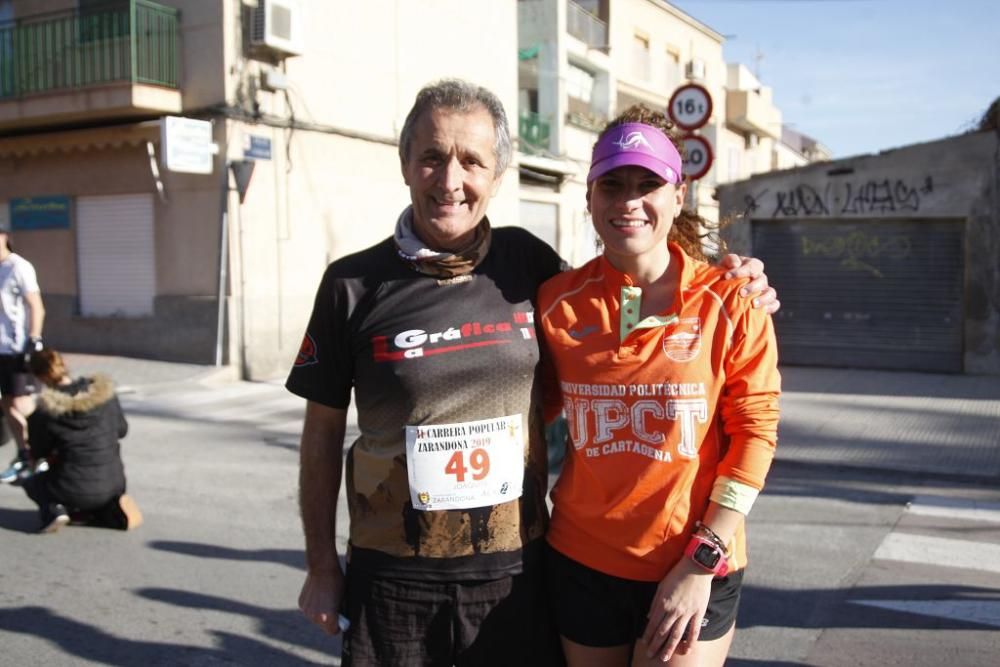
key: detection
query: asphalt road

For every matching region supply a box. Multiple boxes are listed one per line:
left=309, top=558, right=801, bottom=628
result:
left=1, top=366, right=997, bottom=666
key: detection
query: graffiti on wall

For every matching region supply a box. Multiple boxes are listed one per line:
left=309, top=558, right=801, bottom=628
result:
left=743, top=176, right=934, bottom=218
left=800, top=231, right=912, bottom=279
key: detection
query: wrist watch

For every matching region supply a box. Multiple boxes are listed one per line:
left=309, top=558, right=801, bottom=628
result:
left=684, top=534, right=729, bottom=577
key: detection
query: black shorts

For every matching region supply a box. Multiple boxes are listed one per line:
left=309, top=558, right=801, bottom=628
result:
left=545, top=544, right=743, bottom=648
left=341, top=546, right=563, bottom=667
left=0, top=354, right=35, bottom=397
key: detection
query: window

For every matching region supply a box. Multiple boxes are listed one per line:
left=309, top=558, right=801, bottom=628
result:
left=567, top=0, right=607, bottom=47
left=633, top=33, right=650, bottom=80
left=566, top=62, right=595, bottom=103
left=519, top=88, right=539, bottom=114
left=665, top=46, right=682, bottom=93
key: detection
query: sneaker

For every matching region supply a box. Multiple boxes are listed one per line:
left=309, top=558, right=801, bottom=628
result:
left=16, top=463, right=36, bottom=482
left=40, top=504, right=70, bottom=534
left=33, top=459, right=49, bottom=474
left=0, top=459, right=26, bottom=484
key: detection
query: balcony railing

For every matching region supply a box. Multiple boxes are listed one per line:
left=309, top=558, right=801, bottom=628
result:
left=0, top=0, right=179, bottom=99
left=519, top=110, right=551, bottom=152
left=566, top=0, right=607, bottom=49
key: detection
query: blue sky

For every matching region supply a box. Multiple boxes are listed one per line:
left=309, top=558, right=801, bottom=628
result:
left=669, top=0, right=1000, bottom=158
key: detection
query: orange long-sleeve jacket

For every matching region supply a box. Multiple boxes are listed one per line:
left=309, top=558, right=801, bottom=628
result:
left=539, top=244, right=780, bottom=581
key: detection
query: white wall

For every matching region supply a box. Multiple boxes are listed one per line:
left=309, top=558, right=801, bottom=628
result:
left=229, top=0, right=520, bottom=379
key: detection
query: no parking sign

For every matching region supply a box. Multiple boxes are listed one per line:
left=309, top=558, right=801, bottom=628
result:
left=681, top=135, right=713, bottom=181
left=668, top=84, right=714, bottom=181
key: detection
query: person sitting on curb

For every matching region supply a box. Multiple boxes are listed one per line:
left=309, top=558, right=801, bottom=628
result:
left=19, top=348, right=141, bottom=533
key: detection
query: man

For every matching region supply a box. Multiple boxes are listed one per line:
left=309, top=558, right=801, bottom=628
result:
left=0, top=221, right=45, bottom=484
left=286, top=79, right=778, bottom=666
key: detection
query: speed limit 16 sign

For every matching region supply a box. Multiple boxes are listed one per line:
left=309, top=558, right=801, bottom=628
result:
left=681, top=134, right=713, bottom=181
left=668, top=83, right=713, bottom=131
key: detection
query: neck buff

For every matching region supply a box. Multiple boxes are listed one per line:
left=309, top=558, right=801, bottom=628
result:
left=393, top=206, right=492, bottom=278
left=587, top=122, right=683, bottom=185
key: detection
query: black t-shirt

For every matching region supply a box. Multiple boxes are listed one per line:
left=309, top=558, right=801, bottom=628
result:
left=287, top=226, right=564, bottom=580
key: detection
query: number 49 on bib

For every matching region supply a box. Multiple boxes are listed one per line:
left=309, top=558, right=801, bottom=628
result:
left=444, top=448, right=491, bottom=482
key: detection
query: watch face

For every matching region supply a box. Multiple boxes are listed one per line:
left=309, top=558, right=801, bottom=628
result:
left=693, top=543, right=721, bottom=568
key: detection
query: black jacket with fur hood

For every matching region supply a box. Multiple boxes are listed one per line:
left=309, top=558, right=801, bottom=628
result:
left=28, top=374, right=129, bottom=509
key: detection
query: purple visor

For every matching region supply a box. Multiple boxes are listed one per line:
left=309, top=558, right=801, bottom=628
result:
left=587, top=122, right=682, bottom=185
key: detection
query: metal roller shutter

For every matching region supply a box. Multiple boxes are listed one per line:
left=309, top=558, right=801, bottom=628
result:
left=752, top=219, right=964, bottom=373
left=77, top=194, right=155, bottom=317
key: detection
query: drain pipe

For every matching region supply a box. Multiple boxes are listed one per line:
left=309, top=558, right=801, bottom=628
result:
left=215, top=161, right=233, bottom=367
left=215, top=159, right=255, bottom=369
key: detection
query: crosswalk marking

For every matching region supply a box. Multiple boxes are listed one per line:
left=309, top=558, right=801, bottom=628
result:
left=906, top=495, right=1000, bottom=524
left=848, top=494, right=1000, bottom=630
left=873, top=533, right=1000, bottom=574
left=867, top=495, right=1000, bottom=574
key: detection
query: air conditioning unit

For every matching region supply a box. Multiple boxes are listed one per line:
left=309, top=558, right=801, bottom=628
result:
left=251, top=0, right=304, bottom=58
left=685, top=58, right=706, bottom=81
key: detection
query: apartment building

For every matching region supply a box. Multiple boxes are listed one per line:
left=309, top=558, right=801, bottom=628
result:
left=774, top=123, right=832, bottom=171
left=0, top=0, right=519, bottom=379
left=0, top=0, right=828, bottom=378
left=516, top=0, right=823, bottom=265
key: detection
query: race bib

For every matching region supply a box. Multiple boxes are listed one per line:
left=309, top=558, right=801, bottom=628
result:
left=405, top=414, right=524, bottom=511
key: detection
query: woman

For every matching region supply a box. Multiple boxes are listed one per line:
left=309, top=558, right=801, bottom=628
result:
left=538, top=106, right=780, bottom=666
left=22, top=349, right=141, bottom=533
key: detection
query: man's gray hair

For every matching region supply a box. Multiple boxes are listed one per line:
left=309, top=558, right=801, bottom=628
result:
left=399, top=79, right=512, bottom=178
